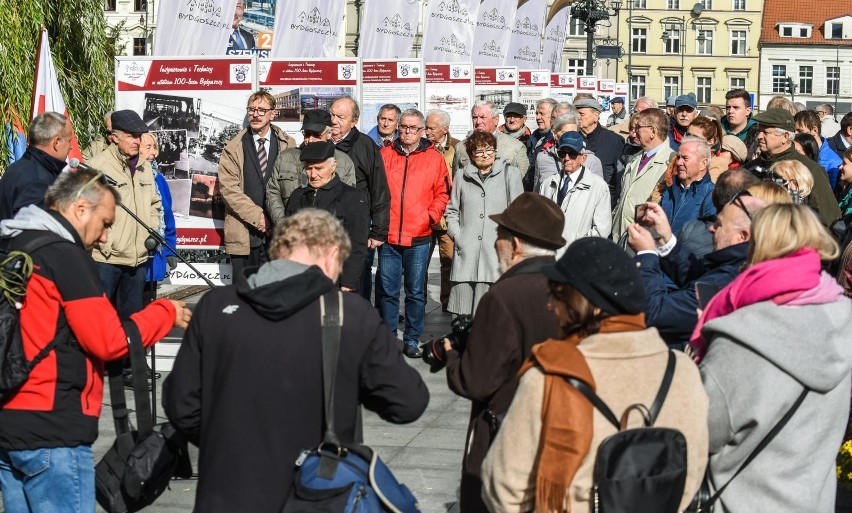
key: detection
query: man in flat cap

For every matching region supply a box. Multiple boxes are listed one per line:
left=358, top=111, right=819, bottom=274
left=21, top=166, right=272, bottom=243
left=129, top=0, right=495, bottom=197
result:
left=606, top=96, right=627, bottom=128
left=498, top=102, right=532, bottom=148
left=284, top=141, right=368, bottom=292
left=266, top=109, right=356, bottom=223
left=746, top=108, right=839, bottom=226
left=88, top=110, right=162, bottom=331
left=444, top=192, right=564, bottom=513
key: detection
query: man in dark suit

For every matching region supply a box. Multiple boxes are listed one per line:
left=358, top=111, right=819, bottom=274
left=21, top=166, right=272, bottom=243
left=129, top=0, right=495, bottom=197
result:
left=218, top=90, right=296, bottom=281
left=226, top=0, right=256, bottom=54
left=828, top=112, right=852, bottom=161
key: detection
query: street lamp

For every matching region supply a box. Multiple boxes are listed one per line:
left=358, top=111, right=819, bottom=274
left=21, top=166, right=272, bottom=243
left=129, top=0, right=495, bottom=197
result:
left=661, top=17, right=685, bottom=96
left=571, top=0, right=622, bottom=75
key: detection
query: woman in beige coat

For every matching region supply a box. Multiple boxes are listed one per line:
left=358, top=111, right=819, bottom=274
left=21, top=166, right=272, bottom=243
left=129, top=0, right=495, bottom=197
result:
left=481, top=237, right=708, bottom=513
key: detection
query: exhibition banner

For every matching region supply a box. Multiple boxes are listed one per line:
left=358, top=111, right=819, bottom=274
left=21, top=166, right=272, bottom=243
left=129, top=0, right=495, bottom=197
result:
left=550, top=73, right=577, bottom=103
left=360, top=60, right=425, bottom=131
left=472, top=0, right=518, bottom=66
left=259, top=58, right=359, bottom=144
left=474, top=66, right=520, bottom=125
left=153, top=0, right=235, bottom=56
left=422, top=0, right=480, bottom=62
left=115, top=56, right=257, bottom=251
left=505, top=0, right=547, bottom=69
left=425, top=63, right=474, bottom=138
left=518, top=69, right=550, bottom=131
left=578, top=75, right=598, bottom=95
left=542, top=0, right=571, bottom=72
left=615, top=82, right=629, bottom=104
left=359, top=0, right=420, bottom=59
left=271, top=0, right=346, bottom=58
left=598, top=79, right=616, bottom=122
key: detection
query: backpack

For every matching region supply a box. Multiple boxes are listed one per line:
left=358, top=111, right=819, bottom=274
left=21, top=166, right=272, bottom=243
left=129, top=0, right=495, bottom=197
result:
left=566, top=351, right=687, bottom=513
left=281, top=291, right=419, bottom=513
left=0, top=233, right=66, bottom=400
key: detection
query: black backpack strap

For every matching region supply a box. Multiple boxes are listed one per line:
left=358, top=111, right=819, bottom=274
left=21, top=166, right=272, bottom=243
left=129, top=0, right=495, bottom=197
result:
left=125, top=320, right=154, bottom=439
left=707, top=388, right=809, bottom=506
left=648, top=351, right=676, bottom=425
left=565, top=377, right=620, bottom=429
left=320, top=290, right=343, bottom=446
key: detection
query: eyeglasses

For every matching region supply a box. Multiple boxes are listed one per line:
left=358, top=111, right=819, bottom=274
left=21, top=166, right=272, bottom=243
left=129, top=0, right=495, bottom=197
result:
left=629, top=125, right=653, bottom=133
left=727, top=190, right=752, bottom=220
left=246, top=107, right=272, bottom=115
left=472, top=148, right=496, bottom=157
left=399, top=125, right=424, bottom=133
left=74, top=170, right=107, bottom=203
left=558, top=150, right=582, bottom=159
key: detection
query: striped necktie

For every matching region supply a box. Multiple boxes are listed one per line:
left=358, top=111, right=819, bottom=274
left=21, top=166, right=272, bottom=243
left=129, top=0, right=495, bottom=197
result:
left=257, top=137, right=268, bottom=179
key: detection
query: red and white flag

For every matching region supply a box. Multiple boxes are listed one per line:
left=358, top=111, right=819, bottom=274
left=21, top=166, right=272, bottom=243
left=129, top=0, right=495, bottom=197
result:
left=31, top=28, right=82, bottom=162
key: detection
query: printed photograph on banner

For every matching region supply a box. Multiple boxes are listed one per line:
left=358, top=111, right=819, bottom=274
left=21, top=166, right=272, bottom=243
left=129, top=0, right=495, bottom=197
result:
left=190, top=174, right=225, bottom=220
left=361, top=60, right=424, bottom=132
left=518, top=70, right=550, bottom=131
left=425, top=63, right=474, bottom=137
left=474, top=66, right=519, bottom=125
left=272, top=88, right=301, bottom=122
left=143, top=94, right=201, bottom=137
left=151, top=130, right=189, bottom=180
left=226, top=0, right=273, bottom=57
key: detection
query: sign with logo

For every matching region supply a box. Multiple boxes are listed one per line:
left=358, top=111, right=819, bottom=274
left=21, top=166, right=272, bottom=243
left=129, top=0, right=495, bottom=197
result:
left=259, top=58, right=359, bottom=144
left=550, top=73, right=577, bottom=103
left=165, top=263, right=232, bottom=286
left=505, top=0, right=547, bottom=69
left=472, top=0, right=517, bottom=66
left=425, top=63, right=474, bottom=137
left=359, top=0, right=420, bottom=59
left=360, top=59, right=425, bottom=131
left=422, top=0, right=480, bottom=62
left=474, top=66, right=519, bottom=125
left=578, top=75, right=598, bottom=92
left=271, top=0, right=346, bottom=58
left=153, top=0, right=235, bottom=56
left=115, top=57, right=258, bottom=249
left=518, top=69, right=551, bottom=131
left=542, top=1, right=571, bottom=72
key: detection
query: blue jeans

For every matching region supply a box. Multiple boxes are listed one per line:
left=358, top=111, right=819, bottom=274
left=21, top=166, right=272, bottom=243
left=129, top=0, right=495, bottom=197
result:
left=0, top=445, right=95, bottom=513
left=377, top=243, right=431, bottom=347
left=96, top=262, right=146, bottom=319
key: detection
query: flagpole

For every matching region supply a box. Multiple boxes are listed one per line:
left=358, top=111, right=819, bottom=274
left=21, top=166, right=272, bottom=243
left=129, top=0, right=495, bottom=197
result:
left=29, top=27, right=46, bottom=123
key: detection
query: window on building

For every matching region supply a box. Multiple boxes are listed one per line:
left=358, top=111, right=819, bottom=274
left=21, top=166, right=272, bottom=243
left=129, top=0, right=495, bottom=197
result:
left=781, top=26, right=792, bottom=37
left=630, top=75, right=646, bottom=99
left=732, top=0, right=745, bottom=9
left=569, top=18, right=586, bottom=37
left=699, top=0, right=712, bottom=9
left=566, top=59, right=586, bottom=75
left=133, top=37, right=146, bottom=56
left=134, top=0, right=146, bottom=11
left=827, top=67, right=840, bottom=95
left=830, top=23, right=843, bottom=39
left=771, top=65, right=787, bottom=93
left=664, top=29, right=681, bottom=54
left=664, top=76, right=680, bottom=99
left=105, top=0, right=116, bottom=10
left=697, top=30, right=713, bottom=55
left=632, top=28, right=647, bottom=53
left=799, top=26, right=810, bottom=37
left=697, top=77, right=712, bottom=103
left=798, top=66, right=813, bottom=94
left=632, top=0, right=647, bottom=8
left=667, top=0, right=679, bottom=8
left=730, top=77, right=746, bottom=90
left=730, top=30, right=747, bottom=55
left=778, top=24, right=811, bottom=38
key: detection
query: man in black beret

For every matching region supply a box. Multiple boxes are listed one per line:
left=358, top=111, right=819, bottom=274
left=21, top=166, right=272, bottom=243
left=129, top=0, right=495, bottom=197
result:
left=443, top=192, right=565, bottom=513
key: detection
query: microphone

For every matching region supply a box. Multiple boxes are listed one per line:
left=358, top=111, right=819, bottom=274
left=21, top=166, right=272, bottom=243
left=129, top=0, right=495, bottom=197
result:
left=68, top=159, right=117, bottom=185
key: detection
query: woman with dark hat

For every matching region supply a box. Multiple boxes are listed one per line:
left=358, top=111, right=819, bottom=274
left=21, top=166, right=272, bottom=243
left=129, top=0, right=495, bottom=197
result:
left=480, top=237, right=708, bottom=513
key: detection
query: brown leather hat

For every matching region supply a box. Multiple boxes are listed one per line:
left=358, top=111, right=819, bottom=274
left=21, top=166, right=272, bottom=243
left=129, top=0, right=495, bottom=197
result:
left=489, top=193, right=566, bottom=250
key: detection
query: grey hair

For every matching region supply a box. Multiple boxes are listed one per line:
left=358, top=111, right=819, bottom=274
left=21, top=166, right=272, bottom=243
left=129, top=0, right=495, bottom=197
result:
left=378, top=104, right=401, bottom=121
left=472, top=100, right=499, bottom=118
left=817, top=103, right=834, bottom=115
left=46, top=166, right=120, bottom=211
left=552, top=113, right=579, bottom=133
left=426, top=109, right=451, bottom=127
left=517, top=240, right=557, bottom=258
left=774, top=127, right=795, bottom=139
left=680, top=135, right=712, bottom=163
left=269, top=208, right=351, bottom=266
left=635, top=97, right=658, bottom=110
left=536, top=98, right=558, bottom=111
left=29, top=112, right=68, bottom=147
left=400, top=108, right=425, bottom=126
left=554, top=101, right=573, bottom=113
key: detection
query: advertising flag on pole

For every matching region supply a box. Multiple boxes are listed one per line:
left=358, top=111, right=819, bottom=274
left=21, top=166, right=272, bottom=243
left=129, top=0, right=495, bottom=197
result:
left=504, top=0, right=547, bottom=69
left=152, top=0, right=235, bottom=55
left=422, top=0, right=481, bottom=63
left=542, top=0, right=571, bottom=72
left=31, top=28, right=82, bottom=162
left=359, top=0, right=420, bottom=59
left=472, top=0, right=518, bottom=66
left=271, top=0, right=346, bottom=58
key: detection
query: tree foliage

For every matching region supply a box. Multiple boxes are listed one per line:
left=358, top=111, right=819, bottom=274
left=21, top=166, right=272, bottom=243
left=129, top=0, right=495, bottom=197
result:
left=0, top=0, right=116, bottom=173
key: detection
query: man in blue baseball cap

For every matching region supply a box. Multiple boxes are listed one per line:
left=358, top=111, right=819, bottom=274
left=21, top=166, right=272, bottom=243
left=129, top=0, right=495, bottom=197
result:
left=669, top=93, right=699, bottom=151
left=538, top=131, right=612, bottom=255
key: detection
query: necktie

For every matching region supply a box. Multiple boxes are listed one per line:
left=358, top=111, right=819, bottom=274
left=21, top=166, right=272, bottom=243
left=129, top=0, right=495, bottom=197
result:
left=257, top=138, right=268, bottom=179
left=557, top=175, right=572, bottom=205
left=384, top=139, right=393, bottom=147
left=637, top=153, right=653, bottom=175
left=232, top=29, right=245, bottom=50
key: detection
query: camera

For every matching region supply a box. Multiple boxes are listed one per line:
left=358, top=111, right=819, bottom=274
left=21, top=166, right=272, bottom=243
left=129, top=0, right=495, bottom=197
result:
left=420, top=315, right=473, bottom=373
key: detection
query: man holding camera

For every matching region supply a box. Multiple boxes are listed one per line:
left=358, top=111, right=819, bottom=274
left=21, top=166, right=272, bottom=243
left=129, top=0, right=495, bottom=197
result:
left=443, top=193, right=564, bottom=513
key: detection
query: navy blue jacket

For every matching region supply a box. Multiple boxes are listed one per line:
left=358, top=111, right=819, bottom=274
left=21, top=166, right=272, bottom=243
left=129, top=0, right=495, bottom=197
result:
left=660, top=172, right=717, bottom=234
left=827, top=131, right=849, bottom=161
left=636, top=241, right=748, bottom=347
left=0, top=146, right=66, bottom=220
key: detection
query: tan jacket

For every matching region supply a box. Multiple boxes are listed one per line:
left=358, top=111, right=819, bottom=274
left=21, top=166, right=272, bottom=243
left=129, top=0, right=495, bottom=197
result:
left=611, top=142, right=675, bottom=241
left=481, top=328, right=708, bottom=513
left=82, top=136, right=111, bottom=162
left=433, top=133, right=459, bottom=231
left=218, top=125, right=296, bottom=255
left=90, top=144, right=161, bottom=267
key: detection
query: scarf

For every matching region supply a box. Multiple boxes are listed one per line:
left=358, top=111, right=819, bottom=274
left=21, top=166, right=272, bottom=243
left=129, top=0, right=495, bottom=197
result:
left=519, top=313, right=647, bottom=513
left=689, top=248, right=840, bottom=361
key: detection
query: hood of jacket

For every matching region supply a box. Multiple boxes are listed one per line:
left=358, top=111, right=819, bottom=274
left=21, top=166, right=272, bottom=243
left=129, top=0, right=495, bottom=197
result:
left=390, top=137, right=432, bottom=156
left=236, top=260, right=335, bottom=321
left=702, top=298, right=852, bottom=392
left=0, top=205, right=75, bottom=242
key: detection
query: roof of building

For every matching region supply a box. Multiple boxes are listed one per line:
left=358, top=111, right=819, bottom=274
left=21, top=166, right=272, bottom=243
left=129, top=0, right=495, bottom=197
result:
left=761, top=0, right=852, bottom=46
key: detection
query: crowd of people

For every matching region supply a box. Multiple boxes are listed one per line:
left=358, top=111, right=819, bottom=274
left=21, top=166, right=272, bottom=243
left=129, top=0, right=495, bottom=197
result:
left=0, top=85, right=851, bottom=513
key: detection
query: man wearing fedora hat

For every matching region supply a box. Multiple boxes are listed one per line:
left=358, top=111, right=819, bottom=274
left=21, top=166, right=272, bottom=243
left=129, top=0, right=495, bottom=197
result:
left=266, top=109, right=356, bottom=223
left=444, top=192, right=564, bottom=513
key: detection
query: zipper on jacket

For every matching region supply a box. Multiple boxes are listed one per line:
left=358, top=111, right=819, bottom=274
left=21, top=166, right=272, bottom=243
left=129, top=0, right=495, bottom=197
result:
left=352, top=485, right=365, bottom=511
left=397, top=154, right=410, bottom=243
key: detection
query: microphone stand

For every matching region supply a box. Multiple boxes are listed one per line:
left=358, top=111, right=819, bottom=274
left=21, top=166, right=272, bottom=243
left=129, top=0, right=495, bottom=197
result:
left=144, top=236, right=158, bottom=421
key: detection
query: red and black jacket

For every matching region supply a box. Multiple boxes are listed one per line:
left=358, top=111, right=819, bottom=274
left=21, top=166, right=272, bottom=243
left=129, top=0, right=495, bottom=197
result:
left=0, top=211, right=175, bottom=449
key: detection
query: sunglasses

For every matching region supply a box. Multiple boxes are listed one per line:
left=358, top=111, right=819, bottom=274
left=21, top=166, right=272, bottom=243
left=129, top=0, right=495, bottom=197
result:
left=557, top=150, right=582, bottom=159
left=74, top=170, right=108, bottom=203
left=727, top=190, right=752, bottom=220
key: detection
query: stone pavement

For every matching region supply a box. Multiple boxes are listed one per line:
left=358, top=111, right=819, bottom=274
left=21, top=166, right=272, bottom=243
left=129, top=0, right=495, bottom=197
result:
left=85, top=253, right=469, bottom=513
